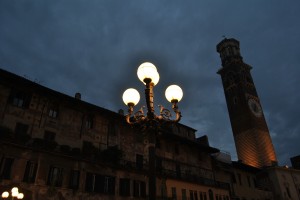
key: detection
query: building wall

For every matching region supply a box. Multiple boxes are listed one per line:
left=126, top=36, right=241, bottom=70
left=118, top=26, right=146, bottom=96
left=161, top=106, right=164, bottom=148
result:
left=166, top=179, right=230, bottom=200
left=265, top=167, right=300, bottom=200
left=230, top=166, right=273, bottom=200
left=0, top=68, right=227, bottom=200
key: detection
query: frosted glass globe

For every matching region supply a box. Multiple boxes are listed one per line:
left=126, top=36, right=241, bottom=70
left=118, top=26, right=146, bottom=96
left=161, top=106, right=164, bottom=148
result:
left=17, top=193, right=24, bottom=199
left=2, top=191, right=9, bottom=198
left=165, top=85, right=183, bottom=102
left=137, top=62, right=160, bottom=85
left=122, top=88, right=140, bottom=106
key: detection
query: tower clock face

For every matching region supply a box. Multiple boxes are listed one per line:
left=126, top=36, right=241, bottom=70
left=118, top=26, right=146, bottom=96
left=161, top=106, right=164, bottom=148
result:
left=248, top=99, right=262, bottom=117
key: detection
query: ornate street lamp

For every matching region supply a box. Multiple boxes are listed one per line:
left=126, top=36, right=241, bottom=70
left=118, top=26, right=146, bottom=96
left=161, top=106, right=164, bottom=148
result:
left=1, top=187, right=24, bottom=199
left=122, top=62, right=183, bottom=200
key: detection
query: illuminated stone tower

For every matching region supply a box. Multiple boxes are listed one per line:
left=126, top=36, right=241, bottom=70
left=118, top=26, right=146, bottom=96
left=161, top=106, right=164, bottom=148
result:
left=216, top=38, right=277, bottom=168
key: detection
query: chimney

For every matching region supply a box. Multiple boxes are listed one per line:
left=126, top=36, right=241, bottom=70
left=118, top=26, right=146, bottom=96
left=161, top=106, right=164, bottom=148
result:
left=118, top=109, right=124, bottom=115
left=75, top=93, right=81, bottom=100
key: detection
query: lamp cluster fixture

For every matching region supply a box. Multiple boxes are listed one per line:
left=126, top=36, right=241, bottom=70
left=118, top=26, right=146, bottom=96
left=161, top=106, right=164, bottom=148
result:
left=122, top=62, right=183, bottom=126
left=1, top=187, right=24, bottom=199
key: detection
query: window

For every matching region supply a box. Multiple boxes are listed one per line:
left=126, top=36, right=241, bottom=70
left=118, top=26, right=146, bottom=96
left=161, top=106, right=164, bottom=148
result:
left=133, top=180, right=146, bottom=197
left=238, top=173, right=242, bottom=185
left=190, top=190, right=194, bottom=200
left=44, top=131, right=56, bottom=141
left=203, top=192, right=207, bottom=200
left=231, top=173, right=236, bottom=183
left=15, top=123, right=30, bottom=142
left=85, top=173, right=115, bottom=195
left=85, top=116, right=94, bottom=129
left=171, top=187, right=177, bottom=200
left=103, top=176, right=115, bottom=194
left=255, top=178, right=260, bottom=188
left=176, top=164, right=181, bottom=178
left=182, top=189, right=187, bottom=200
left=286, top=186, right=291, bottom=198
left=23, top=161, right=37, bottom=183
left=15, top=123, right=29, bottom=137
left=208, top=189, right=214, bottom=200
left=156, top=139, right=161, bottom=149
left=47, top=166, right=63, bottom=187
left=119, top=178, right=130, bottom=196
left=156, top=158, right=162, bottom=172
left=85, top=173, right=96, bottom=192
left=175, top=144, right=179, bottom=154
left=108, top=121, right=116, bottom=136
left=9, top=90, right=31, bottom=108
left=69, top=170, right=80, bottom=189
left=48, top=106, right=58, bottom=118
left=194, top=191, right=198, bottom=200
left=136, top=154, right=143, bottom=170
left=247, top=175, right=251, bottom=187
left=199, top=192, right=203, bottom=200
left=0, top=157, right=14, bottom=179
left=233, top=96, right=238, bottom=105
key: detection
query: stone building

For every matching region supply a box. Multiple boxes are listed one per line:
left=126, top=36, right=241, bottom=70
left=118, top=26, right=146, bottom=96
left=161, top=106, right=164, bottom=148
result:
left=257, top=166, right=300, bottom=200
left=290, top=155, right=300, bottom=170
left=0, top=68, right=230, bottom=199
left=212, top=152, right=273, bottom=200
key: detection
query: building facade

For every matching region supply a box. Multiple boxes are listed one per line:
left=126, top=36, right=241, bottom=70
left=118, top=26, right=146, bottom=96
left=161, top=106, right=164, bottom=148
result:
left=290, top=155, right=300, bottom=170
left=0, top=68, right=230, bottom=200
left=216, top=38, right=277, bottom=168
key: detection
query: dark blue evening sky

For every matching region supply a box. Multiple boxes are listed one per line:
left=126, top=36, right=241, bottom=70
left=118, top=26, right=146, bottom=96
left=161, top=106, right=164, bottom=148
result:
left=1, top=0, right=299, bottom=166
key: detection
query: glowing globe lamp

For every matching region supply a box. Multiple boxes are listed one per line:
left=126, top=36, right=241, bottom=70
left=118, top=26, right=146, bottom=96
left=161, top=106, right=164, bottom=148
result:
left=122, top=88, right=140, bottom=106
left=165, top=85, right=183, bottom=103
left=137, top=62, right=160, bottom=85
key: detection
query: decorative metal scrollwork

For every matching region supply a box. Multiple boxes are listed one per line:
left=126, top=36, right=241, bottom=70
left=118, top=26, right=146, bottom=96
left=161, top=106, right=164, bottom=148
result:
left=134, top=107, right=145, bottom=121
left=159, top=105, right=172, bottom=120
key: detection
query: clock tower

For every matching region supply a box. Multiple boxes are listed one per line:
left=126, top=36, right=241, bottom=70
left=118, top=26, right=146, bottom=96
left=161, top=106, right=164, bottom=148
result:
left=216, top=38, right=277, bottom=168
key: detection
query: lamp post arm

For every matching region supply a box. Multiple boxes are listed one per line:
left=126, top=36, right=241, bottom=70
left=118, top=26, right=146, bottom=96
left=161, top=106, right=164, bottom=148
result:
left=125, top=105, right=146, bottom=125
left=172, top=101, right=182, bottom=122
left=158, top=101, right=181, bottom=122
